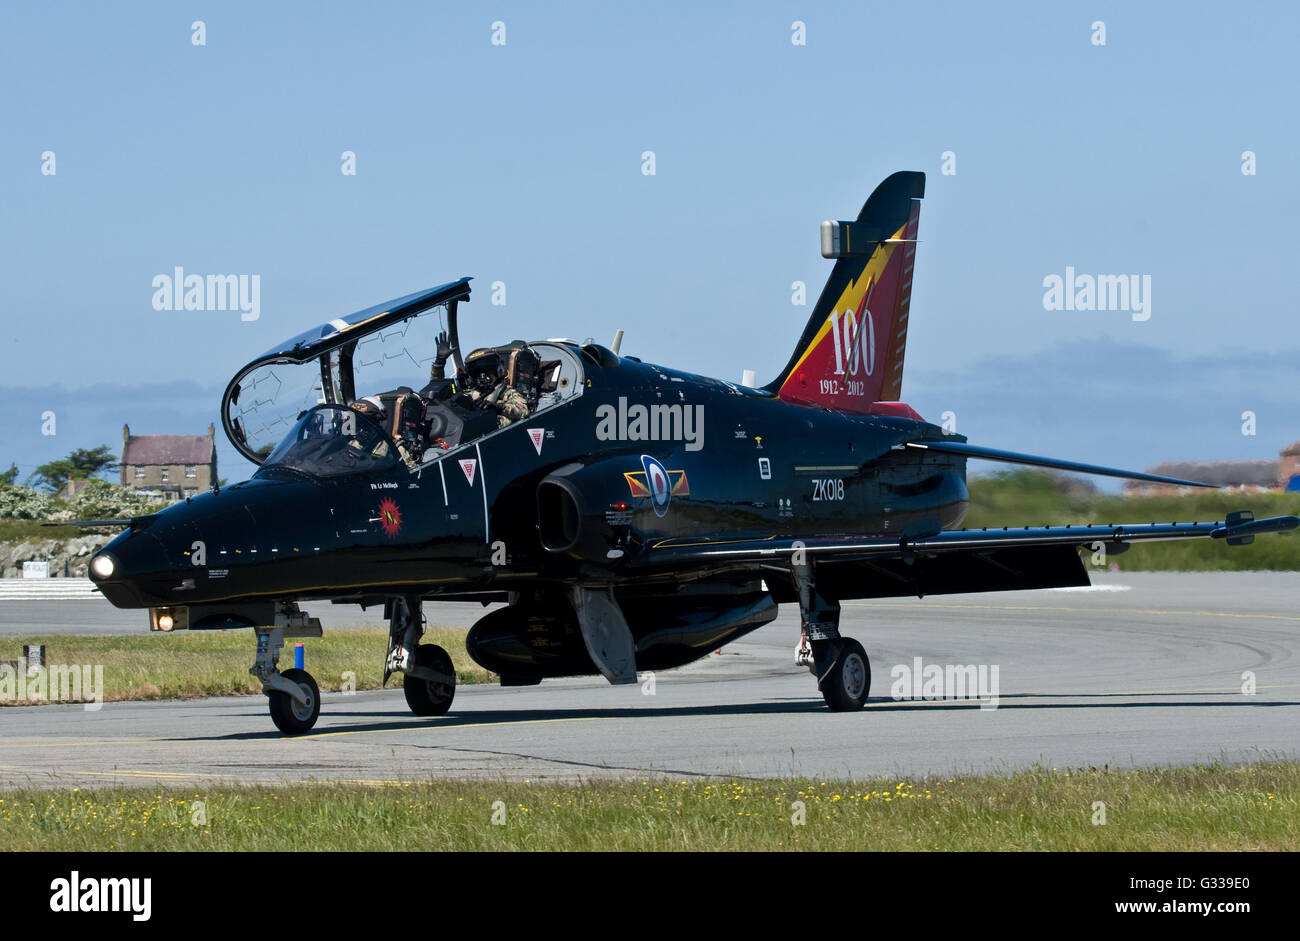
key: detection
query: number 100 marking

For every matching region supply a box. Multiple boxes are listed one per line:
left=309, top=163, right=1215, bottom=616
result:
left=829, top=309, right=876, bottom=378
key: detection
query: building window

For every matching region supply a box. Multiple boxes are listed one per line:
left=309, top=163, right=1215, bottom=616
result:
left=185, top=465, right=197, bottom=478
left=183, top=488, right=197, bottom=498
left=134, top=467, right=145, bottom=479
left=160, top=468, right=169, bottom=482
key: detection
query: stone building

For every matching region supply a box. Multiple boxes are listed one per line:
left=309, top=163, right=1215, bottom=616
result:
left=120, top=424, right=218, bottom=501
left=1126, top=443, right=1300, bottom=495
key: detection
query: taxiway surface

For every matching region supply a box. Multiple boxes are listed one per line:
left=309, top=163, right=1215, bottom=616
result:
left=0, top=572, right=1296, bottom=786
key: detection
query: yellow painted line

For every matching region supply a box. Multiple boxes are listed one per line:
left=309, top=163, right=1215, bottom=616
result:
left=0, top=739, right=155, bottom=750
left=0, top=764, right=227, bottom=780
left=70, top=769, right=229, bottom=780
left=162, top=571, right=539, bottom=606
left=849, top=601, right=1300, bottom=622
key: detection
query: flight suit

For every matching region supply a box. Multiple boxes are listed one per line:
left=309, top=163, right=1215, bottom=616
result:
left=495, top=387, right=529, bottom=427
left=463, top=386, right=529, bottom=427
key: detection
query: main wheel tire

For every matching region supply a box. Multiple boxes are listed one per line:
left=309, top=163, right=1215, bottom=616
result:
left=268, top=668, right=321, bottom=734
left=820, top=638, right=871, bottom=711
left=403, top=644, right=456, bottom=716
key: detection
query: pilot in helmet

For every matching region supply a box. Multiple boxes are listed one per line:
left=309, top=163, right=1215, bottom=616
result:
left=462, top=347, right=529, bottom=428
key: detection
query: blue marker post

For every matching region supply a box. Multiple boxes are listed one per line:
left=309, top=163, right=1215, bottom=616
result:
left=294, top=643, right=304, bottom=670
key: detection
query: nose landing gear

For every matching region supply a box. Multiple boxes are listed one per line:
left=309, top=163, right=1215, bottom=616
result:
left=251, top=604, right=324, bottom=734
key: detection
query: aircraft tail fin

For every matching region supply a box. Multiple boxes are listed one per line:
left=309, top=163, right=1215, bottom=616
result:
left=765, top=171, right=924, bottom=412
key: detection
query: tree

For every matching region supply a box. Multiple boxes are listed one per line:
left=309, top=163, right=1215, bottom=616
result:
left=66, top=446, right=119, bottom=478
left=0, top=464, right=17, bottom=486
left=28, top=446, right=119, bottom=493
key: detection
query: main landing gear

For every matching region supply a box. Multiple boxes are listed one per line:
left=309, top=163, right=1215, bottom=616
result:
left=385, top=595, right=456, bottom=717
left=792, top=562, right=871, bottom=711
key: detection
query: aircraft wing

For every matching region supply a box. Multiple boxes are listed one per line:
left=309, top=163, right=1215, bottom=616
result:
left=639, top=511, right=1299, bottom=567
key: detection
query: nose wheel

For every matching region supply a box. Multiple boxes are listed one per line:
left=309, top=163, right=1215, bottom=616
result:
left=268, top=667, right=321, bottom=734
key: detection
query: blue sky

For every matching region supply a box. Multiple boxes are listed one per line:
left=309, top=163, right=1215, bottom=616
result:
left=1, top=1, right=1296, bottom=484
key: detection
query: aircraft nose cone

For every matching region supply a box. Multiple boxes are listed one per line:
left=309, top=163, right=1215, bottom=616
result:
left=90, top=477, right=332, bottom=610
left=89, top=527, right=179, bottom=608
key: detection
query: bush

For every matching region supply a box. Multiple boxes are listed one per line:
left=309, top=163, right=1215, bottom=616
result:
left=0, top=481, right=165, bottom=525
left=67, top=479, right=166, bottom=520
left=0, top=484, right=59, bottom=520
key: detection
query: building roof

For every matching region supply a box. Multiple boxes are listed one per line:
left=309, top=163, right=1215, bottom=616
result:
left=122, top=434, right=214, bottom=467
left=1145, top=460, right=1278, bottom=488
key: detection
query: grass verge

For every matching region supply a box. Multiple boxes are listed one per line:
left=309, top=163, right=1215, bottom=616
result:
left=0, top=628, right=492, bottom=703
left=1, top=762, right=1295, bottom=851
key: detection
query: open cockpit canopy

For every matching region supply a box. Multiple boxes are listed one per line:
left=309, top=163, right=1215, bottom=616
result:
left=222, top=279, right=472, bottom=464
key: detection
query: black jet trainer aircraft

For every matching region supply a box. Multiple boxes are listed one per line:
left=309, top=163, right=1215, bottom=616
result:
left=76, top=171, right=1298, bottom=733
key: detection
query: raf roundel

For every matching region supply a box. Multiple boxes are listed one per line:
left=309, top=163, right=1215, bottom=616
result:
left=641, top=454, right=673, bottom=517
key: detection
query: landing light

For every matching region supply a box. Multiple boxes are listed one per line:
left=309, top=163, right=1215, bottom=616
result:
left=157, top=614, right=175, bottom=632
left=90, top=555, right=114, bottom=579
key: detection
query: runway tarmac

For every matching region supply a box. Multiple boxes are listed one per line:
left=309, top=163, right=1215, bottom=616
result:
left=0, top=572, right=1296, bottom=787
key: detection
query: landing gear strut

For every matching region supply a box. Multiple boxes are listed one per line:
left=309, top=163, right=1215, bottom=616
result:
left=252, top=603, right=323, bottom=734
left=385, top=595, right=456, bottom=716
left=792, top=562, right=871, bottom=711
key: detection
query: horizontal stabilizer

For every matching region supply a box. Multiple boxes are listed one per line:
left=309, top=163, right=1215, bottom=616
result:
left=905, top=440, right=1216, bottom=488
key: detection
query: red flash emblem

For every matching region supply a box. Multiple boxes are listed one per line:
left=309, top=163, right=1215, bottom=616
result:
left=378, top=497, right=402, bottom=539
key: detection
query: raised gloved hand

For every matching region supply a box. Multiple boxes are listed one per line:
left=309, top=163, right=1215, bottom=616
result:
left=434, top=330, right=452, bottom=365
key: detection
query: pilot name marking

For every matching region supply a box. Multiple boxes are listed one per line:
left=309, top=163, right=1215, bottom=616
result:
left=595, top=397, right=704, bottom=452
left=370, top=482, right=398, bottom=489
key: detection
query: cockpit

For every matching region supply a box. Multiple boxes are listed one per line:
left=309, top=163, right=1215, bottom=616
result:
left=257, top=405, right=400, bottom=478
left=222, top=279, right=586, bottom=477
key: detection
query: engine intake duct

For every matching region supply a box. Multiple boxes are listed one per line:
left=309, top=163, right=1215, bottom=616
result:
left=536, top=476, right=582, bottom=553
left=536, top=461, right=632, bottom=562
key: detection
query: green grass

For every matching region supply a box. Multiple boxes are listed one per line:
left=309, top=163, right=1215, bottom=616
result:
left=967, top=471, right=1300, bottom=570
left=1, top=762, right=1295, bottom=851
left=0, top=628, right=492, bottom=703
left=0, top=519, right=82, bottom=542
